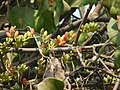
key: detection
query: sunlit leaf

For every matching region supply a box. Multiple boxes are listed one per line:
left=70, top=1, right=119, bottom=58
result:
left=107, top=18, right=120, bottom=46
left=110, top=0, right=120, bottom=19
left=71, top=0, right=98, bottom=7
left=103, top=0, right=120, bottom=19
left=78, top=32, right=88, bottom=45
left=62, top=0, right=71, bottom=12
left=54, top=11, right=60, bottom=26
left=37, top=77, right=64, bottom=90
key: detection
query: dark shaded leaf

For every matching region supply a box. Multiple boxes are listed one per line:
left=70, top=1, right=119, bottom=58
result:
left=41, top=10, right=56, bottom=33
left=7, top=6, right=39, bottom=31
left=114, top=47, right=120, bottom=69
left=55, top=0, right=63, bottom=14
left=7, top=5, right=56, bottom=33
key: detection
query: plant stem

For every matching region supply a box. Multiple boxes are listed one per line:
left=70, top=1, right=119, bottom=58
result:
left=73, top=5, right=92, bottom=46
left=89, top=1, right=103, bottom=20
left=7, top=43, right=113, bottom=53
left=113, top=73, right=120, bottom=90
left=0, top=54, right=6, bottom=71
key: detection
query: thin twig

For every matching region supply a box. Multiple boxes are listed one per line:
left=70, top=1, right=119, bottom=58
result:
left=89, top=1, right=103, bottom=21
left=51, top=16, right=110, bottom=38
left=81, top=70, right=95, bottom=89
left=7, top=43, right=113, bottom=53
left=99, top=58, right=113, bottom=74
left=113, top=73, right=120, bottom=90
left=117, top=15, right=120, bottom=30
left=92, top=45, right=113, bottom=73
left=76, top=46, right=85, bottom=67
left=70, top=66, right=119, bottom=79
left=82, top=25, right=107, bottom=46
left=0, top=54, right=6, bottom=71
left=33, top=34, right=49, bottom=59
left=73, top=5, right=93, bottom=45
left=96, top=71, right=105, bottom=90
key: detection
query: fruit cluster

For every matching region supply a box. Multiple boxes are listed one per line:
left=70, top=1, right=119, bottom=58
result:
left=62, top=51, right=73, bottom=62
left=80, top=22, right=100, bottom=33
left=6, top=26, right=34, bottom=38
left=39, top=30, right=76, bottom=48
left=0, top=64, right=28, bottom=85
left=6, top=26, right=19, bottom=38
left=37, top=30, right=76, bottom=55
left=6, top=26, right=35, bottom=48
left=56, top=31, right=76, bottom=46
left=56, top=32, right=69, bottom=46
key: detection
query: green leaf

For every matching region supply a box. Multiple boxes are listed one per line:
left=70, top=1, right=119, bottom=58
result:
left=103, top=0, right=120, bottom=19
left=65, top=0, right=73, bottom=5
left=41, top=10, right=56, bottom=33
left=7, top=5, right=56, bottom=33
left=55, top=0, right=63, bottom=14
left=110, top=0, right=120, bottom=19
left=71, top=0, right=83, bottom=7
left=114, top=47, right=120, bottom=69
left=103, top=0, right=113, bottom=9
left=62, top=0, right=71, bottom=12
left=53, top=0, right=71, bottom=26
left=71, top=0, right=98, bottom=7
left=7, top=6, right=39, bottom=31
left=107, top=18, right=120, bottom=46
left=13, top=83, right=21, bottom=90
left=78, top=32, right=88, bottom=45
left=38, top=0, right=49, bottom=13
left=54, top=11, right=60, bottom=26
left=37, top=77, right=64, bottom=90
